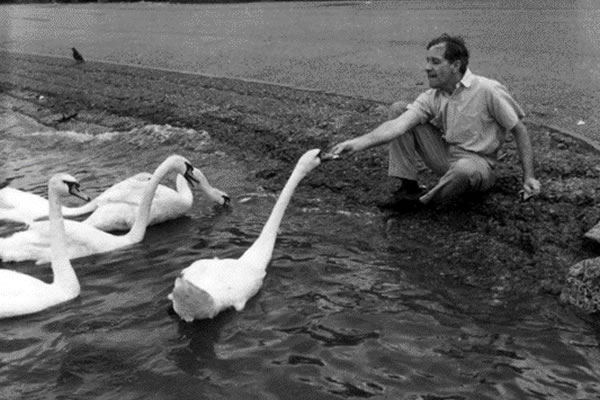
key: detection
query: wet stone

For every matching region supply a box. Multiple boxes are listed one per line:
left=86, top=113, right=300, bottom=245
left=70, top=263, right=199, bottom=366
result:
left=560, top=257, right=600, bottom=314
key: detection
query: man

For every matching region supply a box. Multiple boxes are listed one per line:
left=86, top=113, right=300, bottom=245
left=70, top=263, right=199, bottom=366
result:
left=330, top=34, right=540, bottom=206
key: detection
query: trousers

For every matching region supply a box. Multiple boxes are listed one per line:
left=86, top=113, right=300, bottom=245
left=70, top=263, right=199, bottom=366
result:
left=388, top=122, right=496, bottom=204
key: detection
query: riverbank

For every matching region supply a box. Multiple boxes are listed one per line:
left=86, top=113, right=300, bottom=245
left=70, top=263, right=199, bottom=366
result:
left=2, top=51, right=600, bottom=303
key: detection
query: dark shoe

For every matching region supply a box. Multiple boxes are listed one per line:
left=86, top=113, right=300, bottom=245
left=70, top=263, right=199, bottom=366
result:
left=391, top=179, right=424, bottom=202
left=377, top=179, right=425, bottom=210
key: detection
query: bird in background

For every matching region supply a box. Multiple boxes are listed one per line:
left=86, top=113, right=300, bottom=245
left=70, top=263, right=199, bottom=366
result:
left=72, top=47, right=84, bottom=63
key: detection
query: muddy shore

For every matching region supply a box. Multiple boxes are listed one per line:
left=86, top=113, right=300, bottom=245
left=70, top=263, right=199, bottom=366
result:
left=2, top=51, right=600, bottom=304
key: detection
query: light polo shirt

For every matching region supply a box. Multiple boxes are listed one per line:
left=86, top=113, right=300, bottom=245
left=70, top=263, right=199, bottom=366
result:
left=406, top=69, right=525, bottom=157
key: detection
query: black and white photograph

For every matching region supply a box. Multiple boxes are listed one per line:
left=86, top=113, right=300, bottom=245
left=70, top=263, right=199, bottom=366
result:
left=1, top=0, right=599, bottom=399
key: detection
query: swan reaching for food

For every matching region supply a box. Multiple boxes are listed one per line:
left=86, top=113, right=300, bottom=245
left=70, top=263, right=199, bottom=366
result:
left=0, top=155, right=201, bottom=264
left=82, top=168, right=230, bottom=232
left=168, top=149, right=324, bottom=322
left=0, top=174, right=90, bottom=319
left=0, top=169, right=229, bottom=231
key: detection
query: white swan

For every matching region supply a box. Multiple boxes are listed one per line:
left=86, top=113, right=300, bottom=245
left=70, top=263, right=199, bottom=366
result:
left=0, top=173, right=90, bottom=319
left=168, top=149, right=324, bottom=322
left=82, top=168, right=230, bottom=232
left=0, top=169, right=229, bottom=231
left=0, top=155, right=202, bottom=263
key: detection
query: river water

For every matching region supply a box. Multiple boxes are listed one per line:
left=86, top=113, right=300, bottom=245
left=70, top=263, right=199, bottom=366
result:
left=1, top=115, right=600, bottom=399
left=1, top=1, right=600, bottom=399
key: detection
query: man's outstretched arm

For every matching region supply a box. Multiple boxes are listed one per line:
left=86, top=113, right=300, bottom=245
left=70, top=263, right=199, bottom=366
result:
left=330, top=109, right=422, bottom=156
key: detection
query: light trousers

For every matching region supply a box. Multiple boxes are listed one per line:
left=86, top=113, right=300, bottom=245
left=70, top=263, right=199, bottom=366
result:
left=388, top=123, right=496, bottom=204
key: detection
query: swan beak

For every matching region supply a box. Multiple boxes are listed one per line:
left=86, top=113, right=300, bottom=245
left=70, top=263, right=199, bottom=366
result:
left=222, top=195, right=231, bottom=206
left=184, top=162, right=200, bottom=187
left=68, top=182, right=91, bottom=202
left=318, top=150, right=340, bottom=162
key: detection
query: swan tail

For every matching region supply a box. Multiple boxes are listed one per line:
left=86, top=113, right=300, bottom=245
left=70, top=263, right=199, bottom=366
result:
left=169, top=277, right=219, bottom=322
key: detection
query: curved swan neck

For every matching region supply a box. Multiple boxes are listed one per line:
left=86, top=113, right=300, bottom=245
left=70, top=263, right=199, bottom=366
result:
left=240, top=167, right=307, bottom=268
left=127, top=158, right=177, bottom=241
left=175, top=174, right=193, bottom=202
left=48, top=188, right=79, bottom=294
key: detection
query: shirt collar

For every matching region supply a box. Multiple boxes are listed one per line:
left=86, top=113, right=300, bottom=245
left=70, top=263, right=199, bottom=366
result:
left=458, top=68, right=474, bottom=89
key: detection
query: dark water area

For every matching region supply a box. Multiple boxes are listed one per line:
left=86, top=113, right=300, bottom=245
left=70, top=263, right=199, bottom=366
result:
left=1, top=114, right=600, bottom=399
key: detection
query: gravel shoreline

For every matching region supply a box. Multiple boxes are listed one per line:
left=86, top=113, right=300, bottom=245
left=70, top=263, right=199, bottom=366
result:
left=2, top=51, right=600, bottom=307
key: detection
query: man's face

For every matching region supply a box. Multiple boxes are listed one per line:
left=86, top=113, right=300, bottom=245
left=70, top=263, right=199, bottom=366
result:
left=425, top=43, right=459, bottom=91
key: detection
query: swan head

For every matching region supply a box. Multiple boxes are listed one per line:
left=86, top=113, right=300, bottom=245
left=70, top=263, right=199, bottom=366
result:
left=160, top=155, right=200, bottom=188
left=50, top=173, right=91, bottom=202
left=296, top=149, right=323, bottom=174
left=180, top=160, right=231, bottom=206
left=205, top=186, right=231, bottom=206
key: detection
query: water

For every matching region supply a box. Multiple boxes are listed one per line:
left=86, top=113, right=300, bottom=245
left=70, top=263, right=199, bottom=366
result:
left=1, top=112, right=600, bottom=399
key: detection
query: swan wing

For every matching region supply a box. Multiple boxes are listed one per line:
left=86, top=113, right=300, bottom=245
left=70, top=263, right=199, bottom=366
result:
left=94, top=173, right=152, bottom=205
left=83, top=185, right=189, bottom=231
left=0, top=223, right=51, bottom=262
left=83, top=202, right=137, bottom=232
left=0, top=219, right=127, bottom=263
left=0, top=187, right=49, bottom=223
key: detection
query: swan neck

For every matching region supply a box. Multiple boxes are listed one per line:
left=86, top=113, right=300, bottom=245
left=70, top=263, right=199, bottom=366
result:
left=48, top=189, right=79, bottom=294
left=240, top=168, right=305, bottom=268
left=175, top=174, right=193, bottom=201
left=127, top=159, right=173, bottom=241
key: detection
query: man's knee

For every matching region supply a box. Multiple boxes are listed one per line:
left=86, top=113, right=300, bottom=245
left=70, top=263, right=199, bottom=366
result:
left=449, top=159, right=489, bottom=190
left=388, top=101, right=409, bottom=120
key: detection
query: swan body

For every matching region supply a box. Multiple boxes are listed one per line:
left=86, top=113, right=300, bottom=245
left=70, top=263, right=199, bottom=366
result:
left=0, top=174, right=90, bottom=319
left=0, top=155, right=201, bottom=263
left=169, top=149, right=323, bottom=322
left=83, top=169, right=229, bottom=232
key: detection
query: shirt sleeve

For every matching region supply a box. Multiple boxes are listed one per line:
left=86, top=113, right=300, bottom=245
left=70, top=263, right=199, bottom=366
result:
left=406, top=90, right=435, bottom=125
left=487, top=83, right=525, bottom=131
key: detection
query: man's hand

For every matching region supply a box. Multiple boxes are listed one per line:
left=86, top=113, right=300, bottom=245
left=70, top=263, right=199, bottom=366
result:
left=521, top=177, right=541, bottom=201
left=330, top=139, right=360, bottom=157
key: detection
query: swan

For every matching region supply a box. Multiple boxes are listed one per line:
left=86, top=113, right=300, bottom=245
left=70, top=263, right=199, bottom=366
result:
left=0, top=169, right=229, bottom=231
left=168, top=149, right=324, bottom=322
left=0, top=173, right=90, bottom=319
left=0, top=155, right=202, bottom=264
left=82, top=168, right=230, bottom=232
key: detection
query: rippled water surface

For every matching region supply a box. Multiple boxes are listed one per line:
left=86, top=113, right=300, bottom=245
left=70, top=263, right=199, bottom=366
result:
left=1, top=115, right=600, bottom=400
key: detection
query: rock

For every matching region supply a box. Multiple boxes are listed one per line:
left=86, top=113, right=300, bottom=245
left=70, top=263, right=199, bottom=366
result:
left=560, top=258, right=600, bottom=314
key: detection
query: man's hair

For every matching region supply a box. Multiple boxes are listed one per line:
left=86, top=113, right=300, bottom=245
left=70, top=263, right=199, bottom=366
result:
left=427, top=34, right=469, bottom=74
